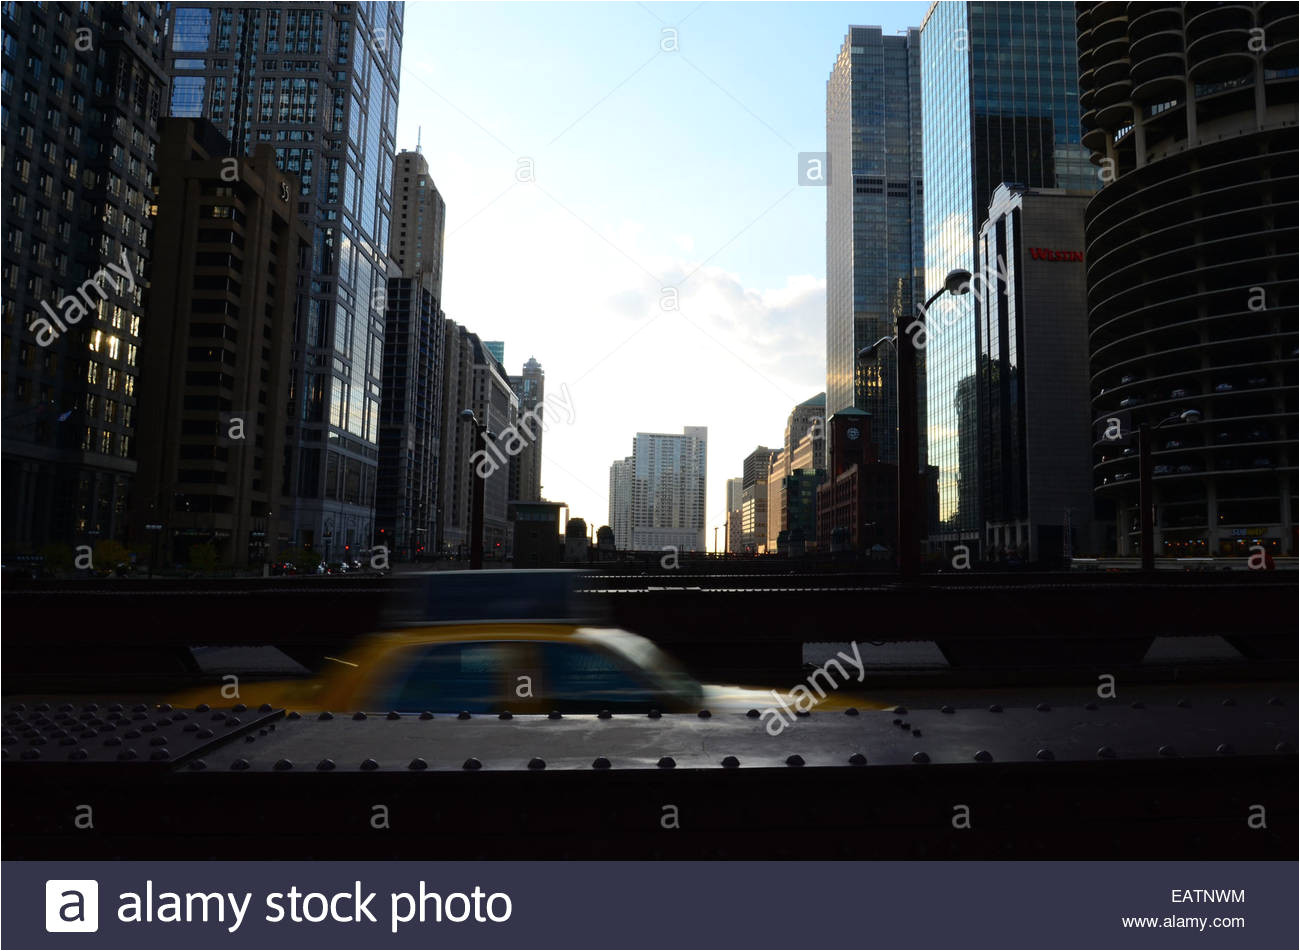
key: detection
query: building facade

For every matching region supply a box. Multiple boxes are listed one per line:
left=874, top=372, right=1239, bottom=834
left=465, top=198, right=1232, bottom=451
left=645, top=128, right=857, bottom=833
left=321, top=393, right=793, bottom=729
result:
left=164, top=2, right=404, bottom=555
left=131, top=119, right=309, bottom=568
left=377, top=149, right=446, bottom=561
left=724, top=475, right=743, bottom=553
left=1077, top=1, right=1297, bottom=557
left=740, top=445, right=775, bottom=553
left=623, top=427, right=708, bottom=552
left=920, top=0, right=1098, bottom=558
left=816, top=409, right=897, bottom=553
left=608, top=455, right=633, bottom=550
left=508, top=356, right=544, bottom=504
left=825, top=26, right=924, bottom=471
left=2, top=1, right=168, bottom=554
left=976, top=183, right=1094, bottom=563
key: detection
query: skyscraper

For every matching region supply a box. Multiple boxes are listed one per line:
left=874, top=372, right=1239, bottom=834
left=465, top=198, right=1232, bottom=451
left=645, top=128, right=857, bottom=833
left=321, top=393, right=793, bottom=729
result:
left=608, top=456, right=633, bottom=550
left=2, top=1, right=168, bottom=554
left=378, top=149, right=446, bottom=561
left=132, top=119, right=309, bottom=568
left=508, top=356, right=544, bottom=503
left=725, top=476, right=743, bottom=553
left=920, top=0, right=1098, bottom=557
left=825, top=26, right=924, bottom=470
left=614, top=427, right=707, bottom=552
left=163, top=3, right=404, bottom=555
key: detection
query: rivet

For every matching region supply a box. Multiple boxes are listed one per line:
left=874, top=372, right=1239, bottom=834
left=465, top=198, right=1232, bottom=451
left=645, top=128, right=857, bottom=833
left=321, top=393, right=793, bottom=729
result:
left=1084, top=702, right=1098, bottom=711
left=592, top=756, right=611, bottom=770
left=131, top=704, right=146, bottom=713
left=1158, top=745, right=1177, bottom=757
left=1097, top=746, right=1116, bottom=759
left=318, top=712, right=334, bottom=721
left=1176, top=699, right=1190, bottom=708
left=225, top=717, right=241, bottom=727
left=745, top=709, right=760, bottom=718
left=352, top=711, right=367, bottom=721
left=196, top=729, right=213, bottom=739
left=419, top=711, right=434, bottom=720
left=721, top=755, right=740, bottom=768
left=360, top=758, right=380, bottom=770
left=1130, top=701, right=1145, bottom=709
left=462, top=757, right=482, bottom=770
left=189, top=759, right=207, bottom=770
left=548, top=711, right=562, bottom=720
left=1035, top=749, right=1055, bottom=761
left=104, top=737, right=122, bottom=747
left=149, top=735, right=168, bottom=746
left=457, top=711, right=471, bottom=720
left=124, top=730, right=141, bottom=739
left=316, top=758, right=335, bottom=771
left=195, top=704, right=210, bottom=713
left=785, top=754, right=805, bottom=767
left=107, top=704, right=123, bottom=712
left=911, top=752, right=930, bottom=764
left=274, top=759, right=294, bottom=770
left=259, top=703, right=274, bottom=713
left=598, top=710, right=612, bottom=720
left=893, top=706, right=908, bottom=715
left=285, top=710, right=302, bottom=719
left=231, top=703, right=248, bottom=714
left=499, top=711, right=513, bottom=720
left=892, top=718, right=902, bottom=725
left=57, top=703, right=74, bottom=712
left=527, top=756, right=546, bottom=770
left=1035, top=703, right=1051, bottom=712
left=848, top=753, right=867, bottom=766
left=940, top=705, right=954, bottom=714
left=1276, top=742, right=1295, bottom=754
left=231, top=758, right=249, bottom=770
left=900, top=722, right=910, bottom=730
left=648, top=709, right=661, bottom=719
left=386, top=711, right=400, bottom=720
left=69, top=748, right=89, bottom=760
left=844, top=707, right=859, bottom=716
left=1215, top=743, right=1234, bottom=755
left=657, top=756, right=676, bottom=769
left=408, top=757, right=428, bottom=770
left=698, top=710, right=712, bottom=719
left=794, top=710, right=810, bottom=718
left=1222, top=698, right=1236, bottom=707
left=911, top=729, right=922, bottom=737
left=150, top=749, right=170, bottom=761
left=988, top=704, right=1002, bottom=713
left=118, top=749, right=139, bottom=761
left=974, top=750, right=993, bottom=762
left=20, top=749, right=39, bottom=760
left=1267, top=697, right=1283, bottom=706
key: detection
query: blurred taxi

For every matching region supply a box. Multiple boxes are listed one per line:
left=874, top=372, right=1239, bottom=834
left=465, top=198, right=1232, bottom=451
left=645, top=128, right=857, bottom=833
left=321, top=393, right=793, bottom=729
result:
left=170, top=623, right=885, bottom=715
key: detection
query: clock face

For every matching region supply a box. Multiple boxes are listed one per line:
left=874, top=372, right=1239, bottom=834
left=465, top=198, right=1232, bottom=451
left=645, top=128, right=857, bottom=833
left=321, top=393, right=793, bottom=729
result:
left=279, top=181, right=290, bottom=202
left=846, top=427, right=860, bottom=441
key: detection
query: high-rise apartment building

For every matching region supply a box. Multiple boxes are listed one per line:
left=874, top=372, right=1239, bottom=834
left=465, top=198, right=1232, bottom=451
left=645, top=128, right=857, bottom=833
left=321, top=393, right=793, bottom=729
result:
left=163, top=3, right=404, bottom=555
left=825, top=26, right=924, bottom=470
left=131, top=118, right=309, bottom=568
left=378, top=149, right=446, bottom=561
left=471, top=339, right=519, bottom=555
left=725, top=475, right=743, bottom=553
left=612, top=427, right=707, bottom=552
left=508, top=356, right=544, bottom=503
left=1077, top=2, right=1297, bottom=558
left=608, top=455, right=633, bottom=550
left=2, top=1, right=168, bottom=553
left=920, top=0, right=1098, bottom=557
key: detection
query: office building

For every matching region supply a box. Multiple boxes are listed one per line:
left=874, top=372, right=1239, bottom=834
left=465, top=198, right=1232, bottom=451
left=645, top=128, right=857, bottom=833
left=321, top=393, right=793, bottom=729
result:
left=782, top=467, right=826, bottom=555
left=767, top=393, right=827, bottom=552
left=740, top=445, right=776, bottom=553
left=436, top=319, right=476, bottom=555
left=471, top=338, right=519, bottom=556
left=131, top=118, right=309, bottom=567
left=825, top=26, right=924, bottom=471
left=608, top=455, right=633, bottom=550
left=765, top=447, right=786, bottom=553
left=164, top=3, right=404, bottom=554
left=920, top=1, right=1098, bottom=558
left=508, top=356, right=544, bottom=504
left=617, top=427, right=708, bottom=552
left=975, top=183, right=1094, bottom=563
left=483, top=340, right=504, bottom=367
left=725, top=475, right=743, bottom=552
left=2, top=1, right=168, bottom=553
left=377, top=149, right=446, bottom=561
left=1077, top=2, right=1297, bottom=557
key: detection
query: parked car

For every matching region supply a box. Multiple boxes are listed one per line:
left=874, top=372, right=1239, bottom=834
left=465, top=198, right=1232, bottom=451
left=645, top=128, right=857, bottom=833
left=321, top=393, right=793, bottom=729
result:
left=1119, top=397, right=1142, bottom=408
left=1214, top=382, right=1235, bottom=392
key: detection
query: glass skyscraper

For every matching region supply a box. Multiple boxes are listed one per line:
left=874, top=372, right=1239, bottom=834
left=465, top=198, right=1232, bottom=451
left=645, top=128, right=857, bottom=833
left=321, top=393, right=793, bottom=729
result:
left=920, top=1, right=1097, bottom=551
left=825, top=26, right=924, bottom=468
left=164, top=3, right=403, bottom=553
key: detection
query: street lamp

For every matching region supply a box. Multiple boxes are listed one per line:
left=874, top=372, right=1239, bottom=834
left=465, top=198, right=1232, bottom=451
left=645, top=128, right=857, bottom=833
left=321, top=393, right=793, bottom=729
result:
left=1137, top=409, right=1202, bottom=571
left=461, top=409, right=495, bottom=570
left=858, top=267, right=971, bottom=579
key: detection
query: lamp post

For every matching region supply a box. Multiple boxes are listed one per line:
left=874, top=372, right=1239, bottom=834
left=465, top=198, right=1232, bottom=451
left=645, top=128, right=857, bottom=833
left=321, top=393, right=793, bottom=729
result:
left=858, top=267, right=972, bottom=579
left=1136, top=409, right=1202, bottom=571
left=461, top=409, right=494, bottom=570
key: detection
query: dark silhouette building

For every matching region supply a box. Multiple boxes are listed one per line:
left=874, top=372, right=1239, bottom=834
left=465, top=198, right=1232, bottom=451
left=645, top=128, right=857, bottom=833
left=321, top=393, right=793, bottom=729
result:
left=816, top=409, right=897, bottom=553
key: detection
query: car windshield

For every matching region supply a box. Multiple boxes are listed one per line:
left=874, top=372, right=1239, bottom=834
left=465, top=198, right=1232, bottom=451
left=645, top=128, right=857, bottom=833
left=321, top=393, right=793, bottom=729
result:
left=580, top=627, right=705, bottom=707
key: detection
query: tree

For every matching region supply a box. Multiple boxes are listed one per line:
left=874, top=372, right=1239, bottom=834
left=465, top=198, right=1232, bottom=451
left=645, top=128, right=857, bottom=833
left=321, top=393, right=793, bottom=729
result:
left=188, top=542, right=219, bottom=573
left=93, top=539, right=130, bottom=572
left=39, top=543, right=74, bottom=575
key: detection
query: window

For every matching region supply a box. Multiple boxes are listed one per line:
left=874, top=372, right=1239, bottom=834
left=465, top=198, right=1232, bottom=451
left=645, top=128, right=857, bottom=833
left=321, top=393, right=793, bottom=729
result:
left=534, top=642, right=660, bottom=713
left=371, top=641, right=530, bottom=713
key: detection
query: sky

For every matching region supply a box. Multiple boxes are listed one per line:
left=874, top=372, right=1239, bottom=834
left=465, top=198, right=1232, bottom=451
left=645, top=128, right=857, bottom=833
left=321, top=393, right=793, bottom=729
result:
left=394, top=1, right=931, bottom=549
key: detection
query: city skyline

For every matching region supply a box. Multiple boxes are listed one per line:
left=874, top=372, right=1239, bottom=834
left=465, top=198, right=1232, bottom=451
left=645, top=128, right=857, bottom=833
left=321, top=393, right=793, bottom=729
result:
left=393, top=1, right=929, bottom=545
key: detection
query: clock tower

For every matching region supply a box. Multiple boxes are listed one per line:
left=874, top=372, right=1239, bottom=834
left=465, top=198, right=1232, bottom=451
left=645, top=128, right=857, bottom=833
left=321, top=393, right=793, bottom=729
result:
left=827, top=408, right=876, bottom=478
